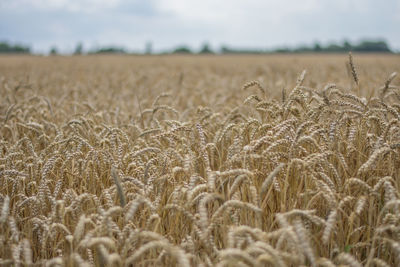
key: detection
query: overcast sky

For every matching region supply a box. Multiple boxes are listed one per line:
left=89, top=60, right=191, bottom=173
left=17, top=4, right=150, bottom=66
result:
left=1, top=0, right=399, bottom=53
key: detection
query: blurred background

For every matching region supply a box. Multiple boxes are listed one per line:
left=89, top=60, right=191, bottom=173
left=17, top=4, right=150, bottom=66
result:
left=0, top=0, right=399, bottom=55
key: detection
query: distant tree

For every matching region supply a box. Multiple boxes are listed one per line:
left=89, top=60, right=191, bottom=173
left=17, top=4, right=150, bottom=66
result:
left=0, top=42, right=30, bottom=53
left=273, top=47, right=290, bottom=53
left=91, top=47, right=126, bottom=54
left=313, top=42, right=322, bottom=52
left=220, top=46, right=233, bottom=54
left=74, top=42, right=83, bottom=55
left=172, top=46, right=192, bottom=54
left=199, top=43, right=213, bottom=54
left=145, top=41, right=152, bottom=54
left=50, top=46, right=58, bottom=55
left=354, top=40, right=391, bottom=52
left=325, top=43, right=343, bottom=52
left=220, top=45, right=263, bottom=54
left=294, top=45, right=313, bottom=53
left=0, top=42, right=8, bottom=52
left=343, top=40, right=352, bottom=51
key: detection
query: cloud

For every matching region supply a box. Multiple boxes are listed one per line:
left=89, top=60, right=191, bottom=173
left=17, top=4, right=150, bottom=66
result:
left=0, top=0, right=122, bottom=13
left=0, top=0, right=399, bottom=52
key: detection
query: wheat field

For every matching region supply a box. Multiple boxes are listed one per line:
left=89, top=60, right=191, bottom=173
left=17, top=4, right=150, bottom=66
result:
left=1, top=54, right=400, bottom=266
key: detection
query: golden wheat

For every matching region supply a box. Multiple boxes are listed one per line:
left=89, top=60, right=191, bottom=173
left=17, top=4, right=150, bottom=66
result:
left=0, top=54, right=399, bottom=266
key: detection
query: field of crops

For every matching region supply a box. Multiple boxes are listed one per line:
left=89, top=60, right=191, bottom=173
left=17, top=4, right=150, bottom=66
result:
left=1, top=54, right=400, bottom=266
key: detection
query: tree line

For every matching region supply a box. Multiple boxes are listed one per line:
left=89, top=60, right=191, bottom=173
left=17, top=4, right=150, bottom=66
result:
left=0, top=39, right=395, bottom=55
left=0, top=42, right=30, bottom=53
left=216, top=40, right=392, bottom=54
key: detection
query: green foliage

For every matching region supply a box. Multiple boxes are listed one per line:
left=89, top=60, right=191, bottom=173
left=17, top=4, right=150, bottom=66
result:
left=199, top=43, right=213, bottom=54
left=50, top=46, right=58, bottom=55
left=354, top=40, right=390, bottom=52
left=283, top=40, right=392, bottom=53
left=90, top=47, right=126, bottom=54
left=74, top=42, right=83, bottom=55
left=221, top=39, right=393, bottom=54
left=221, top=46, right=264, bottom=54
left=172, top=46, right=192, bottom=54
left=0, top=42, right=30, bottom=53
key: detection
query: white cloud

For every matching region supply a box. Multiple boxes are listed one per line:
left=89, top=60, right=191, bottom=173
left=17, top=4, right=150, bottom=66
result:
left=1, top=0, right=122, bottom=13
left=0, top=0, right=399, bottom=52
left=156, top=0, right=321, bottom=24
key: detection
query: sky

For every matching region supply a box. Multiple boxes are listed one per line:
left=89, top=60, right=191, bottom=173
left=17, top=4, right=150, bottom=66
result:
left=1, top=0, right=400, bottom=53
